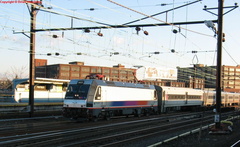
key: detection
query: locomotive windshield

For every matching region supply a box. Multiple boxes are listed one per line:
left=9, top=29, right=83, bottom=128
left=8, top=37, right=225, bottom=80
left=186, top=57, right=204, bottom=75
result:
left=65, top=84, right=90, bottom=99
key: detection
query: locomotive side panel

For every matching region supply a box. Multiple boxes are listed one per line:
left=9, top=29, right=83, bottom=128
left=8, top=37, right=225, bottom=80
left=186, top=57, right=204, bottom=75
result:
left=93, top=86, right=157, bottom=107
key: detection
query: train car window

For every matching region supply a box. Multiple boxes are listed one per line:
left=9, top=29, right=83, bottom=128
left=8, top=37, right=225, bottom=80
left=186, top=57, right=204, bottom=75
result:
left=35, top=85, right=47, bottom=91
left=95, top=87, right=101, bottom=100
left=17, top=84, right=25, bottom=88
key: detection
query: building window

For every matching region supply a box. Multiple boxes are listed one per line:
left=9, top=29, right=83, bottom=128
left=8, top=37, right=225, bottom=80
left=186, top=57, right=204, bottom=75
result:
left=112, top=70, right=119, bottom=74
left=91, top=68, right=97, bottom=73
left=81, top=73, right=89, bottom=78
left=71, top=73, right=79, bottom=77
left=61, top=72, right=69, bottom=77
left=120, top=70, right=127, bottom=74
left=71, top=67, right=79, bottom=72
left=97, top=68, right=102, bottom=73
left=82, top=67, right=90, bottom=72
left=61, top=66, right=70, bottom=71
left=103, top=69, right=110, bottom=73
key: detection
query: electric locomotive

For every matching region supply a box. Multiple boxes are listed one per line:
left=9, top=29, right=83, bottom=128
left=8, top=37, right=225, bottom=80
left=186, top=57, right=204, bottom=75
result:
left=63, top=79, right=162, bottom=121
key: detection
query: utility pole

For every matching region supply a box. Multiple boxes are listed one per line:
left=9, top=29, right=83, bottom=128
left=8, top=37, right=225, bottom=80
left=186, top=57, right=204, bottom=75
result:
left=28, top=4, right=38, bottom=117
left=215, top=0, right=224, bottom=129
left=204, top=1, right=238, bottom=131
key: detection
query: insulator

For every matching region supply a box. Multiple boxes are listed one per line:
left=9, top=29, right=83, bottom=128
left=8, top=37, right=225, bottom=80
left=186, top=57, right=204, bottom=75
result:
left=47, top=53, right=51, bottom=56
left=84, top=29, right=90, bottom=33
left=55, top=53, right=60, bottom=56
left=52, top=35, right=58, bottom=38
left=113, top=52, right=119, bottom=55
left=192, top=51, right=198, bottom=53
left=172, top=29, right=178, bottom=34
left=97, top=32, right=103, bottom=37
left=135, top=27, right=141, bottom=31
left=143, top=31, right=149, bottom=35
left=171, top=49, right=175, bottom=53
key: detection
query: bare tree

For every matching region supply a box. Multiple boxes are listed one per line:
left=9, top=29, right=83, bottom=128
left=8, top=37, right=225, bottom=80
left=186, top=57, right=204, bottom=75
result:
left=6, top=66, right=28, bottom=79
left=0, top=66, right=28, bottom=90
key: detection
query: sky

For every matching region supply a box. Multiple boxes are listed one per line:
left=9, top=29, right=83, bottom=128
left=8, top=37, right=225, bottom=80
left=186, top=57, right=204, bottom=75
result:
left=0, top=0, right=240, bottom=78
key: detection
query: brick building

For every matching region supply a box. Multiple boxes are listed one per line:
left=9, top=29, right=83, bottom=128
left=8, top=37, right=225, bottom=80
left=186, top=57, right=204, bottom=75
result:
left=35, top=61, right=136, bottom=83
left=35, top=59, right=47, bottom=67
left=222, top=65, right=240, bottom=92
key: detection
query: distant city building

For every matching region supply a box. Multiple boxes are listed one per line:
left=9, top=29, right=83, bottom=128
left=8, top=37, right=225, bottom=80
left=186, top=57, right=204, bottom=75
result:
left=177, top=64, right=213, bottom=90
left=177, top=64, right=240, bottom=92
left=35, top=59, right=240, bottom=92
left=222, top=65, right=240, bottom=92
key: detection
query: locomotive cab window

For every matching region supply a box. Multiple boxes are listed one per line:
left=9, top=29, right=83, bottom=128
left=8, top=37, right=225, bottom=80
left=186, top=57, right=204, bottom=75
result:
left=95, top=87, right=101, bottom=100
left=65, top=84, right=90, bottom=99
left=154, top=90, right=157, bottom=100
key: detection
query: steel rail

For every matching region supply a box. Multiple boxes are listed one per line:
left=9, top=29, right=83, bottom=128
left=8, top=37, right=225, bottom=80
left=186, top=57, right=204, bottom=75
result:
left=0, top=111, right=237, bottom=146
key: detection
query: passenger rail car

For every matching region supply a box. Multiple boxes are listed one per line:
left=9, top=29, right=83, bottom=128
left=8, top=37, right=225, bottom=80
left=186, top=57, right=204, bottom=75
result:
left=63, top=79, right=204, bottom=120
left=203, top=90, right=240, bottom=107
left=161, top=86, right=203, bottom=112
left=1, top=78, right=69, bottom=103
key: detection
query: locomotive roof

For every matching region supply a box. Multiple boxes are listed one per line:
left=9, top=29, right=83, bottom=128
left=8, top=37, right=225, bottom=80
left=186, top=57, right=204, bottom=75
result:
left=69, top=79, right=156, bottom=89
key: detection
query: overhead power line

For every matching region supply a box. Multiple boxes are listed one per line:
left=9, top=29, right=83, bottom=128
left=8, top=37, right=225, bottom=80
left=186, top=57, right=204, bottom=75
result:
left=107, top=0, right=213, bottom=37
left=123, top=0, right=202, bottom=25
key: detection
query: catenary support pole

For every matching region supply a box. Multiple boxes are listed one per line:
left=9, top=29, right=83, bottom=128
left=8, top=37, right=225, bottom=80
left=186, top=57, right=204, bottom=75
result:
left=215, top=0, right=224, bottom=129
left=29, top=4, right=37, bottom=117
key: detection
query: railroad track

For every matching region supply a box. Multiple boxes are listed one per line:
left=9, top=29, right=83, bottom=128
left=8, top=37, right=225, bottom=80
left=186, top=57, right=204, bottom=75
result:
left=0, top=111, right=238, bottom=146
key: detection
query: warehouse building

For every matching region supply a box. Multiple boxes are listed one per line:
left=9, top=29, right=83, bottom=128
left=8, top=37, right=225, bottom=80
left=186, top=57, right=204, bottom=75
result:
left=35, top=59, right=136, bottom=83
